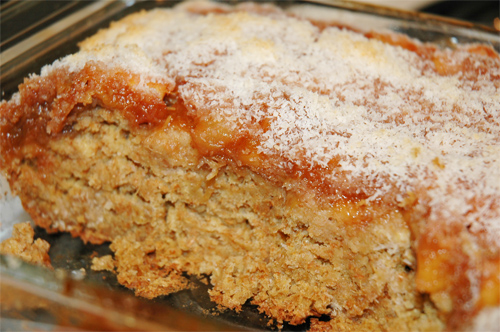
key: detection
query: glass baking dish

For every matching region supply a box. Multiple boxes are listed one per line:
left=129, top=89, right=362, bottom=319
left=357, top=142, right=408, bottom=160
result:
left=1, top=0, right=499, bottom=330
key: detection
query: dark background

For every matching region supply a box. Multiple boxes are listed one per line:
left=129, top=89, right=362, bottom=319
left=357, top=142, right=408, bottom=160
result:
left=422, top=0, right=499, bottom=27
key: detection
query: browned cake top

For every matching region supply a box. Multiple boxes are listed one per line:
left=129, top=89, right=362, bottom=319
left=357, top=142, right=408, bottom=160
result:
left=1, top=1, right=499, bottom=318
left=5, top=2, right=500, bottom=238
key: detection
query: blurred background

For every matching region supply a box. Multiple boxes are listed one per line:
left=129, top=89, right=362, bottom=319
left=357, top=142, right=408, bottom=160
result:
left=359, top=0, right=499, bottom=28
left=1, top=0, right=499, bottom=35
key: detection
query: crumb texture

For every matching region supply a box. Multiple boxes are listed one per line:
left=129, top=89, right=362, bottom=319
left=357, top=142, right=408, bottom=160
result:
left=91, top=254, right=115, bottom=272
left=4, top=109, right=443, bottom=330
left=0, top=1, right=499, bottom=331
left=0, top=222, right=52, bottom=268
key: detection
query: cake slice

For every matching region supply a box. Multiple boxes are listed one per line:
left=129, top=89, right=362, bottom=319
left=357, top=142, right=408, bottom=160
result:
left=1, top=1, right=499, bottom=330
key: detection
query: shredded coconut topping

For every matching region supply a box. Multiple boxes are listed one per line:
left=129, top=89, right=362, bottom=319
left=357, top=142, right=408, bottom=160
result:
left=46, top=3, right=500, bottom=245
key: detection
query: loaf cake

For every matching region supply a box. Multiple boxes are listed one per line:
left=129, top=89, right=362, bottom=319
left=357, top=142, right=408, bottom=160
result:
left=1, top=1, right=499, bottom=330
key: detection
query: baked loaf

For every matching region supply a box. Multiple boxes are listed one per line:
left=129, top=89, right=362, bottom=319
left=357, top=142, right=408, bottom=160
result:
left=1, top=1, right=499, bottom=330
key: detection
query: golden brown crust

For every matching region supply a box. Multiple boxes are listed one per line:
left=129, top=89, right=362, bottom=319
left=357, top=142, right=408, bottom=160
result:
left=0, top=2, right=499, bottom=330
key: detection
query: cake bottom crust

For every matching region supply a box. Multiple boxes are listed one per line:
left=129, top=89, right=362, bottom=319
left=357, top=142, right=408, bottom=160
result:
left=4, top=107, right=444, bottom=331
